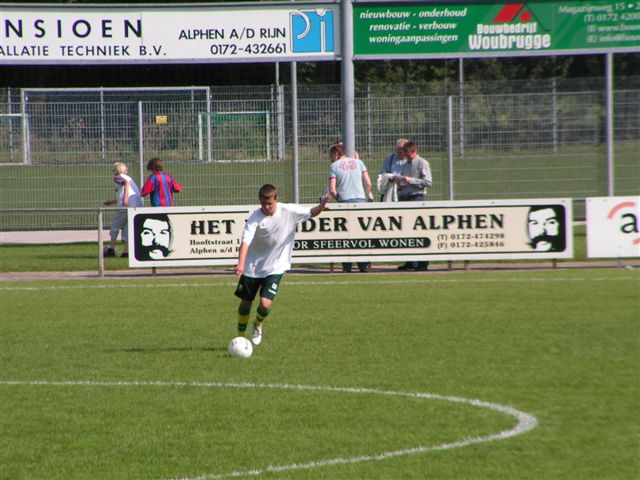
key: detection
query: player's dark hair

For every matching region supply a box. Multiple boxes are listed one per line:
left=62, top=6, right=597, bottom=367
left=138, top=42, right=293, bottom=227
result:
left=329, top=143, right=345, bottom=157
left=146, top=157, right=164, bottom=172
left=402, top=141, right=417, bottom=153
left=259, top=184, right=278, bottom=200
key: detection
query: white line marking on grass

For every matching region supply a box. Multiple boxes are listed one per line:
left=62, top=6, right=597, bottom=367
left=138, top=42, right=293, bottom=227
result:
left=0, top=380, right=538, bottom=479
left=0, top=275, right=632, bottom=292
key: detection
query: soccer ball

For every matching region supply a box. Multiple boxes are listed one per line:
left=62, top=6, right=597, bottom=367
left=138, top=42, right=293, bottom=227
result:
left=228, top=336, right=253, bottom=358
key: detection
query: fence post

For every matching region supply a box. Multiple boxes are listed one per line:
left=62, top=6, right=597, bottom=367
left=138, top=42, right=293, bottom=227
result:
left=447, top=94, right=455, bottom=272
left=340, top=0, right=356, bottom=158
left=277, top=84, right=286, bottom=162
left=459, top=58, right=465, bottom=159
left=20, top=89, right=31, bottom=165
left=100, top=88, right=106, bottom=161
left=367, top=84, right=372, bottom=156
left=552, top=78, right=558, bottom=155
left=206, top=87, right=212, bottom=163
left=7, top=87, right=14, bottom=163
left=291, top=63, right=300, bottom=203
left=605, top=53, right=614, bottom=196
left=448, top=96, right=454, bottom=201
left=197, top=113, right=204, bottom=162
left=98, top=209, right=104, bottom=278
left=138, top=101, right=144, bottom=185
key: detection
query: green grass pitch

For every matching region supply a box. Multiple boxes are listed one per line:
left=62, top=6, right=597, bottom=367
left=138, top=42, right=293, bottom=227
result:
left=1, top=269, right=638, bottom=479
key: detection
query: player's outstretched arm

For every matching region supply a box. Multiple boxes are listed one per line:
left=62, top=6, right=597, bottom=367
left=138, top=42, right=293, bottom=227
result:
left=310, top=195, right=330, bottom=218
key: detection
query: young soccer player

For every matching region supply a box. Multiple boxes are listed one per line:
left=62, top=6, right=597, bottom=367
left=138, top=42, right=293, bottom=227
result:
left=103, top=162, right=143, bottom=258
left=234, top=184, right=329, bottom=346
left=140, top=157, right=182, bottom=206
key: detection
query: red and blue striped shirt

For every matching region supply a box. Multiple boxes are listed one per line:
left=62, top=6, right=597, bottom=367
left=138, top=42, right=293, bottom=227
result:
left=141, top=172, right=182, bottom=206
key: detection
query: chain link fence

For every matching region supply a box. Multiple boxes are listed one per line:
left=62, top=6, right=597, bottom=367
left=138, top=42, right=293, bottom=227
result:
left=1, top=77, right=638, bottom=231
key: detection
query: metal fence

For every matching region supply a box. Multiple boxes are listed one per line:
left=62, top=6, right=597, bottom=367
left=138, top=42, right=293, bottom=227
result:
left=0, top=77, right=638, bottom=231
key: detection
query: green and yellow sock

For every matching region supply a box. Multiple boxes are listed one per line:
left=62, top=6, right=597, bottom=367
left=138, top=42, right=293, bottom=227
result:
left=255, top=305, right=270, bottom=326
left=237, top=304, right=251, bottom=336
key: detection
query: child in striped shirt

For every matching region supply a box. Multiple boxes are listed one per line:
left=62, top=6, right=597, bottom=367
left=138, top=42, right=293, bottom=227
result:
left=140, top=157, right=183, bottom=207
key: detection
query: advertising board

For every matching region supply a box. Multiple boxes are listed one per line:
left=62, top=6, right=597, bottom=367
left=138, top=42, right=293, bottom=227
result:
left=0, top=3, right=339, bottom=64
left=353, top=1, right=640, bottom=58
left=127, top=198, right=573, bottom=268
left=586, top=196, right=640, bottom=258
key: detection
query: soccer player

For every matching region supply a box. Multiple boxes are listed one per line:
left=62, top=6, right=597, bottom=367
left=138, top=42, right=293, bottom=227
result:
left=103, top=162, right=143, bottom=258
left=234, top=184, right=329, bottom=346
left=140, top=157, right=182, bottom=206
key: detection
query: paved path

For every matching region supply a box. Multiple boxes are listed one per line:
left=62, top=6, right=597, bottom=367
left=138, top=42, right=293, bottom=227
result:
left=0, top=230, right=110, bottom=244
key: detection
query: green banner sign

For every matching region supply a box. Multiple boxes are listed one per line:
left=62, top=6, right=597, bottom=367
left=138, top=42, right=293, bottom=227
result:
left=353, top=1, right=640, bottom=58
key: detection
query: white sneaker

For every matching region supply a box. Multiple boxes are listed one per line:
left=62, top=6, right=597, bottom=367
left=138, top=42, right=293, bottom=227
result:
left=251, top=323, right=263, bottom=346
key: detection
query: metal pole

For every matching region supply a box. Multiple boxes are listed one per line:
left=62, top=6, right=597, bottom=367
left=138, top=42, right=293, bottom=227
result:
left=198, top=113, right=203, bottom=162
left=341, top=0, right=356, bottom=157
left=458, top=58, right=464, bottom=159
left=552, top=78, right=558, bottom=155
left=98, top=209, right=104, bottom=278
left=100, top=88, right=106, bottom=161
left=367, top=84, right=372, bottom=156
left=277, top=84, right=286, bottom=162
left=266, top=113, right=271, bottom=161
left=290, top=0, right=299, bottom=200
left=270, top=84, right=275, bottom=161
left=206, top=87, right=212, bottom=163
left=190, top=88, right=196, bottom=161
left=138, top=101, right=144, bottom=185
left=24, top=115, right=31, bottom=165
left=291, top=62, right=300, bottom=203
left=20, top=89, right=30, bottom=165
left=605, top=53, right=614, bottom=196
left=7, top=87, right=14, bottom=163
left=448, top=96, right=454, bottom=200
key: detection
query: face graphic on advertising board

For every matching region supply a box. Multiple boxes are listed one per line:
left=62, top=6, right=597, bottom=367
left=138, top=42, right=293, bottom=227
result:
left=527, top=205, right=565, bottom=252
left=134, top=213, right=173, bottom=260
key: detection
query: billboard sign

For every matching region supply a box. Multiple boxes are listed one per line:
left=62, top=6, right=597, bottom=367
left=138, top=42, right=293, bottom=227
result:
left=586, top=196, right=640, bottom=258
left=127, top=199, right=573, bottom=268
left=0, top=3, right=339, bottom=64
left=353, top=1, right=640, bottom=58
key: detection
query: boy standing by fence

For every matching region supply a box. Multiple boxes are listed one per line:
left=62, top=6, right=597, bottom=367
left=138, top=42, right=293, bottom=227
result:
left=103, top=162, right=143, bottom=258
left=141, top=157, right=183, bottom=206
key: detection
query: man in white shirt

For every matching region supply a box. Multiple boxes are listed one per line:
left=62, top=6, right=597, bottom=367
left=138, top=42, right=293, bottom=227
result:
left=234, top=184, right=329, bottom=346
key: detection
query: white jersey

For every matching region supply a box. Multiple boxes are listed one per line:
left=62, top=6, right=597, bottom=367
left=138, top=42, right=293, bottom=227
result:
left=114, top=173, right=143, bottom=208
left=242, top=203, right=312, bottom=277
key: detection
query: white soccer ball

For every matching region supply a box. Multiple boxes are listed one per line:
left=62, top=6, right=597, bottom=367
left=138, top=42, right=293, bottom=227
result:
left=228, top=336, right=253, bottom=358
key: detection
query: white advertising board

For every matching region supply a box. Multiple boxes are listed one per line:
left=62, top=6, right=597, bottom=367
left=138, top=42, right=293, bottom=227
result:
left=127, top=198, right=573, bottom=268
left=0, top=3, right=339, bottom=64
left=586, top=196, right=640, bottom=258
